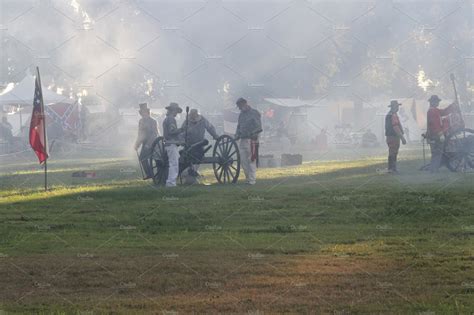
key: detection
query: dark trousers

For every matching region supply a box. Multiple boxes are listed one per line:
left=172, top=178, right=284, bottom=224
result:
left=429, top=141, right=444, bottom=173
left=386, top=136, right=400, bottom=171
left=188, top=145, right=205, bottom=164
left=139, top=145, right=153, bottom=178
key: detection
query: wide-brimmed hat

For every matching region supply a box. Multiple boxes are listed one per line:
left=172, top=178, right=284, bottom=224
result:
left=189, top=109, right=202, bottom=122
left=139, top=103, right=149, bottom=112
left=428, top=95, right=441, bottom=104
left=236, top=97, right=247, bottom=106
left=388, top=100, right=402, bottom=107
left=165, top=102, right=183, bottom=113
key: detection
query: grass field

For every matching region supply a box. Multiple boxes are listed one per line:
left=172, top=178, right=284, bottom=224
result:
left=1, top=148, right=474, bottom=314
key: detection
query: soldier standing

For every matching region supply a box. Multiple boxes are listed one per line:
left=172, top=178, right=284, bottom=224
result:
left=385, top=100, right=407, bottom=174
left=0, top=116, right=14, bottom=147
left=134, top=103, right=158, bottom=179
left=235, top=98, right=262, bottom=185
left=426, top=95, right=455, bottom=173
left=163, top=102, right=184, bottom=187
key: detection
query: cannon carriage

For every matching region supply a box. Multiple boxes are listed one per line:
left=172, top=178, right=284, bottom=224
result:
left=148, top=134, right=241, bottom=185
left=421, top=116, right=474, bottom=173
left=441, top=128, right=474, bottom=172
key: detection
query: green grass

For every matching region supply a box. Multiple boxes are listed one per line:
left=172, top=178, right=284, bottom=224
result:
left=0, top=151, right=473, bottom=314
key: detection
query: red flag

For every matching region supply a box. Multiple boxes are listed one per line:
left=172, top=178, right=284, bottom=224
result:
left=29, top=70, right=48, bottom=164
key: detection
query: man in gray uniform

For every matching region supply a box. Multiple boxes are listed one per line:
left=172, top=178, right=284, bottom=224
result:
left=134, top=103, right=158, bottom=179
left=182, top=109, right=218, bottom=150
left=181, top=109, right=219, bottom=181
left=163, top=102, right=184, bottom=187
left=235, top=98, right=262, bottom=185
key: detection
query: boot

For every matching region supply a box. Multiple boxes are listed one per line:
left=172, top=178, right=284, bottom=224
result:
left=387, top=156, right=394, bottom=172
left=392, top=155, right=399, bottom=174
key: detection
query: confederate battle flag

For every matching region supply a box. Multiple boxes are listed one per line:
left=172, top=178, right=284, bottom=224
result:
left=29, top=68, right=48, bottom=164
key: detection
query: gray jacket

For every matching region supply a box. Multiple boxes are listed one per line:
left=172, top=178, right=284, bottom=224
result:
left=236, top=107, right=262, bottom=140
left=181, top=117, right=218, bottom=145
left=135, top=116, right=158, bottom=148
left=163, top=115, right=183, bottom=144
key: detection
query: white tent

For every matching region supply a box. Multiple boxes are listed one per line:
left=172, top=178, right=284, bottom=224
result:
left=1, top=75, right=73, bottom=136
left=0, top=75, right=68, bottom=105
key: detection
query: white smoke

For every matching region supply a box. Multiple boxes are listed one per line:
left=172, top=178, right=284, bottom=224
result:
left=70, top=0, right=93, bottom=30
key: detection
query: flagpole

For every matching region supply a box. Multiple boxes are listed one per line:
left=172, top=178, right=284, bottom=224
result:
left=36, top=66, right=48, bottom=191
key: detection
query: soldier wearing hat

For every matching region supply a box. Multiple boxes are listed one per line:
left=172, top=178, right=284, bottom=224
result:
left=426, top=95, right=456, bottom=173
left=134, top=103, right=159, bottom=179
left=181, top=109, right=219, bottom=147
left=235, top=97, right=262, bottom=185
left=180, top=109, right=219, bottom=182
left=385, top=100, right=407, bottom=173
left=163, top=102, right=184, bottom=187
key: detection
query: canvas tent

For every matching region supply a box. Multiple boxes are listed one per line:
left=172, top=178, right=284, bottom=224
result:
left=260, top=98, right=326, bottom=144
left=0, top=75, right=67, bottom=105
left=0, top=75, right=77, bottom=137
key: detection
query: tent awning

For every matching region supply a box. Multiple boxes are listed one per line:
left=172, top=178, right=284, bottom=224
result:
left=0, top=75, right=71, bottom=105
left=263, top=98, right=327, bottom=108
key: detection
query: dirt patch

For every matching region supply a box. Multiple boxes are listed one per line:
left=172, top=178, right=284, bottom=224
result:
left=0, top=252, right=453, bottom=313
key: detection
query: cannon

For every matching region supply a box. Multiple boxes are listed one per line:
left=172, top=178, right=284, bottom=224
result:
left=421, top=124, right=474, bottom=173
left=148, top=134, right=241, bottom=185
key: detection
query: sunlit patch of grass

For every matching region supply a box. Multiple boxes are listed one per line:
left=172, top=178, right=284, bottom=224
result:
left=257, top=158, right=384, bottom=179
left=322, top=240, right=388, bottom=257
left=0, top=179, right=145, bottom=204
left=0, top=157, right=130, bottom=173
left=197, top=158, right=386, bottom=183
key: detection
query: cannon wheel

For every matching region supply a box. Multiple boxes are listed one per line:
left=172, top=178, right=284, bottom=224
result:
left=212, top=135, right=240, bottom=184
left=445, top=128, right=474, bottom=172
left=445, top=152, right=470, bottom=172
left=149, top=137, right=168, bottom=185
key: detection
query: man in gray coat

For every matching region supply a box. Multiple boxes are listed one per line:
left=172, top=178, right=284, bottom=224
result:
left=235, top=98, right=262, bottom=185
left=134, top=103, right=158, bottom=179
left=181, top=109, right=219, bottom=181
left=182, top=109, right=218, bottom=149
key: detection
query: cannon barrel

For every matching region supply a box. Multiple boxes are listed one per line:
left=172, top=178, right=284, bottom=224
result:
left=186, top=139, right=209, bottom=151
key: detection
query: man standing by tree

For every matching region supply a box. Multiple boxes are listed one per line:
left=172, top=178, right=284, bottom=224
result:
left=426, top=95, right=456, bottom=173
left=163, top=102, right=184, bottom=187
left=134, top=103, right=158, bottom=179
left=235, top=98, right=262, bottom=185
left=385, top=100, right=407, bottom=174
